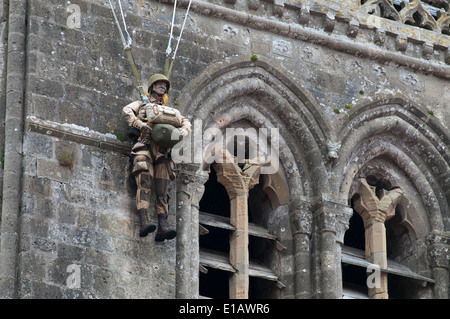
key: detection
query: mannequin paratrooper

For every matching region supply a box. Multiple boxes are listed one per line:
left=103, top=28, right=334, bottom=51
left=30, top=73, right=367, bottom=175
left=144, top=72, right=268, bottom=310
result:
left=123, top=74, right=191, bottom=241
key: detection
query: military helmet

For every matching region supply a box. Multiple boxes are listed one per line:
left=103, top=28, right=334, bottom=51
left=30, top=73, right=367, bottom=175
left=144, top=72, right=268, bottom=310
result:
left=148, top=74, right=170, bottom=93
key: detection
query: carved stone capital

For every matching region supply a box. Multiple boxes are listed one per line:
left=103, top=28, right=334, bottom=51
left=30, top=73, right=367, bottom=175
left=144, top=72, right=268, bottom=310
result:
left=176, top=163, right=208, bottom=185
left=353, top=178, right=403, bottom=226
left=213, top=150, right=262, bottom=197
left=176, top=163, right=209, bottom=206
left=313, top=196, right=352, bottom=238
left=289, top=197, right=313, bottom=236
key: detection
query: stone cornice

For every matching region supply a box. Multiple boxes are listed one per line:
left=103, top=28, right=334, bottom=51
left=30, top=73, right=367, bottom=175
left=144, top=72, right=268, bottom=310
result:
left=155, top=0, right=450, bottom=79
left=26, top=116, right=131, bottom=155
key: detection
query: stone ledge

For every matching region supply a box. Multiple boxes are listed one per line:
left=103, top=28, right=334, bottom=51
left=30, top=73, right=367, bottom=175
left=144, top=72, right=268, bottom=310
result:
left=26, top=116, right=131, bottom=155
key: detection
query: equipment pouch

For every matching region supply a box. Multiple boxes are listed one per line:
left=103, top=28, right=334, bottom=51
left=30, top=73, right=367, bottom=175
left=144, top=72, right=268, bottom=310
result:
left=146, top=104, right=183, bottom=127
left=132, top=155, right=150, bottom=175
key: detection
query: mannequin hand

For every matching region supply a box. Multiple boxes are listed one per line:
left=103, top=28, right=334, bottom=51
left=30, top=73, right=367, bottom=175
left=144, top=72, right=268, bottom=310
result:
left=178, top=128, right=188, bottom=136
left=141, top=125, right=152, bottom=137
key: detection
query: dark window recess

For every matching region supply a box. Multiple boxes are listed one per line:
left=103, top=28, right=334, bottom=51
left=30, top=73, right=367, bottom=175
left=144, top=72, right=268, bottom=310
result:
left=342, top=264, right=369, bottom=297
left=199, top=225, right=230, bottom=254
left=199, top=268, right=230, bottom=299
left=199, top=166, right=231, bottom=298
left=249, top=236, right=271, bottom=263
left=249, top=276, right=277, bottom=299
left=344, top=208, right=365, bottom=251
left=199, top=167, right=230, bottom=218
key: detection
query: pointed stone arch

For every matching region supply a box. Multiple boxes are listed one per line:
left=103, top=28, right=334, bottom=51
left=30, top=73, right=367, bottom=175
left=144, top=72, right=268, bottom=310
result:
left=334, top=95, right=450, bottom=298
left=178, top=58, right=332, bottom=198
left=175, top=58, right=333, bottom=298
left=336, top=95, right=450, bottom=233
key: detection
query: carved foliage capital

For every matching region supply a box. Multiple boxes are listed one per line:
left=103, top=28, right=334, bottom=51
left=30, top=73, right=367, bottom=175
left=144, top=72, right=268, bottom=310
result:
left=289, top=198, right=313, bottom=235
left=176, top=164, right=209, bottom=205
left=353, top=178, right=403, bottom=226
left=313, top=197, right=353, bottom=238
left=213, top=161, right=261, bottom=197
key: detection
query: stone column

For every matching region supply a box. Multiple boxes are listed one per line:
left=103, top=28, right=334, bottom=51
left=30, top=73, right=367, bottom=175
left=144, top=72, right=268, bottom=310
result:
left=289, top=198, right=313, bottom=298
left=334, top=203, right=353, bottom=299
left=314, top=197, right=352, bottom=299
left=0, top=0, right=27, bottom=299
left=214, top=158, right=261, bottom=299
left=316, top=209, right=337, bottom=298
left=175, top=163, right=209, bottom=299
left=353, top=178, right=403, bottom=299
left=428, top=231, right=450, bottom=299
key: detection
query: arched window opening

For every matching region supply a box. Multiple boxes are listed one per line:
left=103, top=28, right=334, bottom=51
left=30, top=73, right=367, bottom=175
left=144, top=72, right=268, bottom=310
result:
left=385, top=206, right=432, bottom=299
left=248, top=176, right=272, bottom=227
left=248, top=178, right=280, bottom=299
left=199, top=166, right=232, bottom=299
left=342, top=176, right=435, bottom=299
left=386, top=207, right=413, bottom=262
left=199, top=167, right=230, bottom=218
left=342, top=199, right=368, bottom=299
left=198, top=151, right=284, bottom=298
left=226, top=135, right=257, bottom=166
left=343, top=203, right=365, bottom=251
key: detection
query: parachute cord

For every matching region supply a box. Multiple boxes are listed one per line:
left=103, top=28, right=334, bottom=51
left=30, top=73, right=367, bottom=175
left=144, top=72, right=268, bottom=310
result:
left=166, top=0, right=177, bottom=57
left=166, top=0, right=192, bottom=78
left=172, top=0, right=192, bottom=61
left=117, top=0, right=132, bottom=47
left=109, top=0, right=147, bottom=102
left=108, top=0, right=128, bottom=48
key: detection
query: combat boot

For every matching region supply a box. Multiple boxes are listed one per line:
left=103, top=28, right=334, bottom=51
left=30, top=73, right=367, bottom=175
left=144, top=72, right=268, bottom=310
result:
left=155, top=214, right=176, bottom=242
left=137, top=209, right=157, bottom=237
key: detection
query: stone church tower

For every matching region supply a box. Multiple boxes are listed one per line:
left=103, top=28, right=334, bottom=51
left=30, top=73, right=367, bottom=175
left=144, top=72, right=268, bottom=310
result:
left=0, top=0, right=449, bottom=299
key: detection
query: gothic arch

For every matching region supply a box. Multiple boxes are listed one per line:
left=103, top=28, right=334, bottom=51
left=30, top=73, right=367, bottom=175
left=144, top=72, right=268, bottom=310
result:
left=332, top=96, right=450, bottom=298
left=176, top=58, right=333, bottom=298
left=178, top=58, right=332, bottom=198
left=335, top=95, right=450, bottom=233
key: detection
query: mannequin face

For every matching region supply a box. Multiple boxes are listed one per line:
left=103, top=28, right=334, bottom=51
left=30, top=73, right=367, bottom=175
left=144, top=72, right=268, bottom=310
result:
left=151, top=80, right=168, bottom=98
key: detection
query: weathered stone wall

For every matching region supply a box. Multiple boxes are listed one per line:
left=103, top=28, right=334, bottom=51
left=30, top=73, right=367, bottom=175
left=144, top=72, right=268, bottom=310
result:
left=1, top=0, right=449, bottom=299
left=20, top=118, right=178, bottom=298
left=0, top=0, right=7, bottom=203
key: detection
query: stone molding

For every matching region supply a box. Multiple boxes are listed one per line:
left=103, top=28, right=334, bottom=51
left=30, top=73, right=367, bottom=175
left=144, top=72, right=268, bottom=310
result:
left=428, top=230, right=450, bottom=268
left=155, top=0, right=450, bottom=78
left=26, top=116, right=131, bottom=155
left=289, top=195, right=353, bottom=243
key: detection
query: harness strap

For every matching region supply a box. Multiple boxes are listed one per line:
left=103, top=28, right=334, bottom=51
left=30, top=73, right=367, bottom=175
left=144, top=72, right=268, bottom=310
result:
left=109, top=0, right=149, bottom=104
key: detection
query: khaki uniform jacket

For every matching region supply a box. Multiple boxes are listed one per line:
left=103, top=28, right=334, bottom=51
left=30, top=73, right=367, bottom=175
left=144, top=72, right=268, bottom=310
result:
left=123, top=98, right=191, bottom=163
left=122, top=98, right=191, bottom=133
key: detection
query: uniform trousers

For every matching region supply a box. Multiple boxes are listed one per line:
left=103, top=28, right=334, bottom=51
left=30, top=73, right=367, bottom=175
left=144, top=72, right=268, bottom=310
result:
left=132, top=141, right=177, bottom=216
